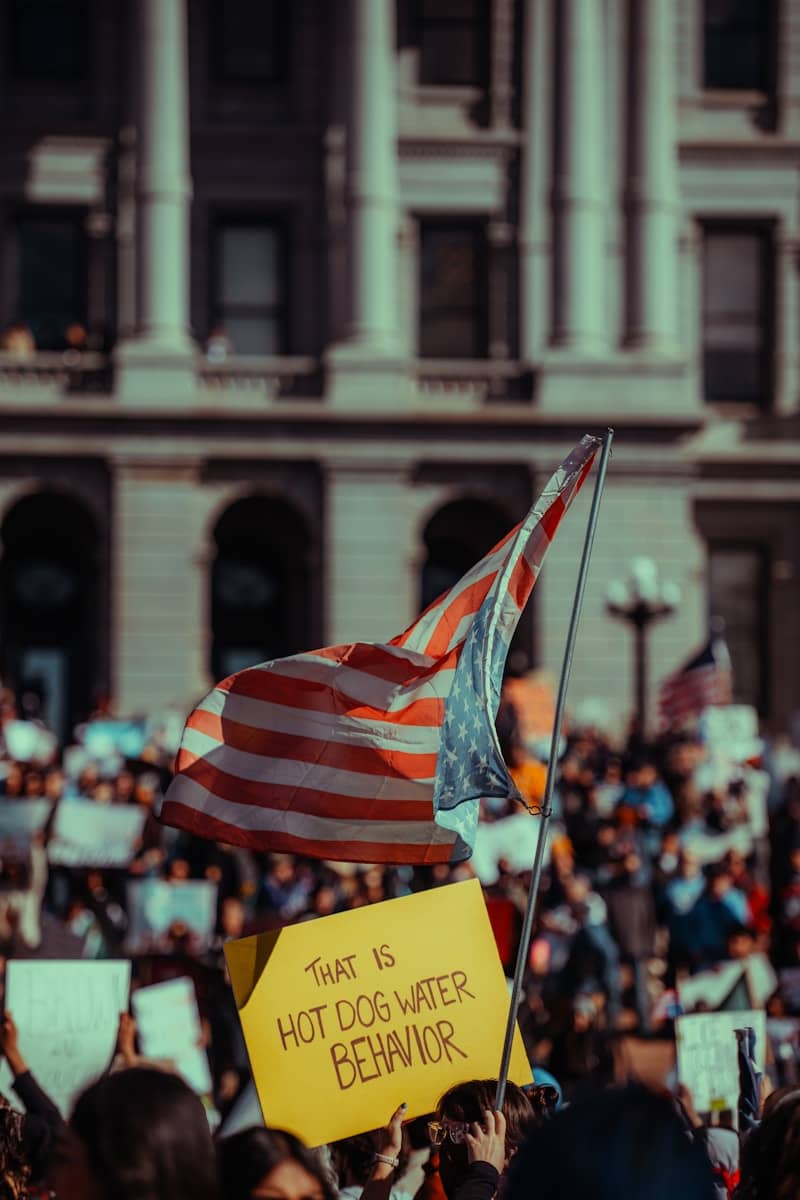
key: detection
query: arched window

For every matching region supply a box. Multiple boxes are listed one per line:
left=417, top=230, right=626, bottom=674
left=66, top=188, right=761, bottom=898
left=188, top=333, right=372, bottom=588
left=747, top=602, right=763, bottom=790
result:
left=420, top=497, right=533, bottom=665
left=420, top=498, right=510, bottom=610
left=0, top=491, right=98, bottom=740
left=211, top=495, right=311, bottom=681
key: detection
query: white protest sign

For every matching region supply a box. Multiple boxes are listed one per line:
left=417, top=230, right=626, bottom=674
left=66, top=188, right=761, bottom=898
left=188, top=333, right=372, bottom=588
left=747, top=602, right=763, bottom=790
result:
left=218, top=1081, right=264, bottom=1139
left=676, top=1009, right=766, bottom=1124
left=471, top=812, right=551, bottom=885
left=132, top=977, right=213, bottom=1095
left=125, top=880, right=217, bottom=953
left=2, top=959, right=131, bottom=1115
left=701, top=706, right=762, bottom=762
left=678, top=962, right=746, bottom=1013
left=48, top=801, right=146, bottom=868
left=3, top=720, right=57, bottom=765
left=0, top=799, right=52, bottom=856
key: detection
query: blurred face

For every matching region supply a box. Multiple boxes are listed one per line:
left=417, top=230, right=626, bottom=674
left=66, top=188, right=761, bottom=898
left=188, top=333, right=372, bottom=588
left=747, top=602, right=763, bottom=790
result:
left=251, top=1160, right=325, bottom=1200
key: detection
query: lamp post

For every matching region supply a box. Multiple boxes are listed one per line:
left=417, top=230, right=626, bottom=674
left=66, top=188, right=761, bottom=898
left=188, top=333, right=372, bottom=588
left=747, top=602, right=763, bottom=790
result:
left=606, top=557, right=679, bottom=736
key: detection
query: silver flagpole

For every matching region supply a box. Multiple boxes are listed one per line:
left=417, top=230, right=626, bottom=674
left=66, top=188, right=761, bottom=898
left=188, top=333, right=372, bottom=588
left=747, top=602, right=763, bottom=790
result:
left=495, top=428, right=614, bottom=1110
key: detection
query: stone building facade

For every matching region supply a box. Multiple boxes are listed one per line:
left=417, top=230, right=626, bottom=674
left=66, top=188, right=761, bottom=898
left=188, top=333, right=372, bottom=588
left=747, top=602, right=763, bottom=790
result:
left=0, top=0, right=796, bottom=740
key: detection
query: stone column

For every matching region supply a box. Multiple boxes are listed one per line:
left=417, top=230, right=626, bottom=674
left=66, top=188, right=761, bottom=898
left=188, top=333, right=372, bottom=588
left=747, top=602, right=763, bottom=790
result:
left=519, top=0, right=551, bottom=361
left=345, top=0, right=398, bottom=350
left=326, top=0, right=403, bottom=406
left=116, top=0, right=194, bottom=402
left=551, top=0, right=607, bottom=354
left=111, top=459, right=209, bottom=714
left=625, top=0, right=680, bottom=352
left=323, top=461, right=414, bottom=644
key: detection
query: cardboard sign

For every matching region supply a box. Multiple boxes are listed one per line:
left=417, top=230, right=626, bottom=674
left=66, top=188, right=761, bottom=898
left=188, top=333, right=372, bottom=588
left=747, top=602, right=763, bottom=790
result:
left=0, top=799, right=52, bottom=857
left=132, top=977, right=213, bottom=1096
left=48, top=801, right=146, bottom=868
left=3, top=721, right=57, bottom=765
left=0, top=959, right=130, bottom=1115
left=225, top=877, right=530, bottom=1147
left=676, top=1010, right=766, bottom=1125
left=701, top=706, right=762, bottom=763
left=677, top=954, right=776, bottom=1014
left=82, top=719, right=148, bottom=761
left=125, top=880, right=217, bottom=953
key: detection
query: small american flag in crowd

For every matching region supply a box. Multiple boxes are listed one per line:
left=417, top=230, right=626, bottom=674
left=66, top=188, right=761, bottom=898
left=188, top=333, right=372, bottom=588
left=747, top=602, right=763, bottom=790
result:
left=159, top=435, right=600, bottom=865
left=657, top=634, right=733, bottom=731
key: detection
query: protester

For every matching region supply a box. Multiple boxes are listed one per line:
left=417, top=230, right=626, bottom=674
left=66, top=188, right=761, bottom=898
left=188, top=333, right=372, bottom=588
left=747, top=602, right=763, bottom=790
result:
left=429, top=1079, right=536, bottom=1200
left=218, top=1128, right=337, bottom=1200
left=735, top=1087, right=800, bottom=1199
left=51, top=1067, right=219, bottom=1200
left=0, top=1012, right=63, bottom=1191
left=505, top=1084, right=716, bottom=1200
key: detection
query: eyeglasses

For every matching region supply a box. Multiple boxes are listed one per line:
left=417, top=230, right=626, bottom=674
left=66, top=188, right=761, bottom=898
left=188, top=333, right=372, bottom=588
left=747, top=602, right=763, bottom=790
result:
left=428, top=1118, right=469, bottom=1146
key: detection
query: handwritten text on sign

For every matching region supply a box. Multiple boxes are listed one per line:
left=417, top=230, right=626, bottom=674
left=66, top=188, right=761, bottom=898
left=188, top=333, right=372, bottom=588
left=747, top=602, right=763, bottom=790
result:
left=225, top=878, right=530, bottom=1146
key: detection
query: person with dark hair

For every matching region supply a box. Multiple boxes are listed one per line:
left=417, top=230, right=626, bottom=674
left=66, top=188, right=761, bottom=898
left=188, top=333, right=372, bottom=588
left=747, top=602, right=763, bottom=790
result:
left=505, top=1084, right=716, bottom=1200
left=50, top=1067, right=219, bottom=1200
left=429, top=1079, right=537, bottom=1200
left=218, top=1127, right=337, bottom=1200
left=0, top=1012, right=63, bottom=1194
left=735, top=1087, right=800, bottom=1199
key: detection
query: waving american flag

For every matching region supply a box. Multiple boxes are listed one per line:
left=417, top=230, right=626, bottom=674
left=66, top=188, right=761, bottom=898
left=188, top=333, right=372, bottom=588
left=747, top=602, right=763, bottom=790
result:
left=159, top=435, right=600, bottom=865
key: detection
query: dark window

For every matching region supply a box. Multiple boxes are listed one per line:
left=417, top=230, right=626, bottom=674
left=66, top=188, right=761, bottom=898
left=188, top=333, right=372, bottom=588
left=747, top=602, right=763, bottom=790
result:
left=419, top=222, right=487, bottom=359
left=702, top=225, right=771, bottom=405
left=214, top=0, right=286, bottom=83
left=212, top=221, right=287, bottom=355
left=0, top=492, right=99, bottom=742
left=211, top=497, right=311, bottom=681
left=8, top=0, right=89, bottom=81
left=708, top=544, right=768, bottom=712
left=703, top=0, right=771, bottom=91
left=13, top=215, right=87, bottom=351
left=417, top=0, right=489, bottom=86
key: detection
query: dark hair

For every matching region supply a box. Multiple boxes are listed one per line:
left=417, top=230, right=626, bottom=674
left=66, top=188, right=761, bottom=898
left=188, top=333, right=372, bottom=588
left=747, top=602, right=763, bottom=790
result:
left=70, top=1067, right=218, bottom=1200
left=0, top=1097, right=29, bottom=1200
left=505, top=1085, right=715, bottom=1200
left=217, top=1128, right=337, bottom=1200
left=436, top=1079, right=537, bottom=1199
left=736, top=1088, right=800, bottom=1200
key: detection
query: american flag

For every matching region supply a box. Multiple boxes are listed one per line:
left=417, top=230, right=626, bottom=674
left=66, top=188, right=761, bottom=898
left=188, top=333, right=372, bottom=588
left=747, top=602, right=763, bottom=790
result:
left=657, top=635, right=733, bottom=731
left=159, top=435, right=600, bottom=865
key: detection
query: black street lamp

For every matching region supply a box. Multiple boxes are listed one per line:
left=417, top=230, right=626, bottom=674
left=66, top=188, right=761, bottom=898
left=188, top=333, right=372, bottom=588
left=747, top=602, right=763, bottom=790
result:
left=606, top=557, right=679, bottom=736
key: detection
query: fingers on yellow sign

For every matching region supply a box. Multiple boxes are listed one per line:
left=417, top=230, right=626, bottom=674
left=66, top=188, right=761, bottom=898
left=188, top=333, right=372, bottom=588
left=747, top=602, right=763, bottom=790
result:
left=225, top=877, right=530, bottom=1146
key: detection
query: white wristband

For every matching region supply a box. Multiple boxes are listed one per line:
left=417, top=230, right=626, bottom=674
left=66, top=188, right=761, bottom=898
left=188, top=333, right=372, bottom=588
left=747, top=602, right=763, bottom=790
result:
left=373, top=1154, right=399, bottom=1168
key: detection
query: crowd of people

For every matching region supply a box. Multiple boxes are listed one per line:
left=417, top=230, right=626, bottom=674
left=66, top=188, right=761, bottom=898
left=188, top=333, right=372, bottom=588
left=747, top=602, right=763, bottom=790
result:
left=1, top=672, right=800, bottom=1196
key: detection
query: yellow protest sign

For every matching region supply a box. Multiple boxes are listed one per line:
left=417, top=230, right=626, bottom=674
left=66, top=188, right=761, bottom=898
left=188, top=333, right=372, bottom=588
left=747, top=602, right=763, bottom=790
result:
left=225, top=877, right=530, bottom=1146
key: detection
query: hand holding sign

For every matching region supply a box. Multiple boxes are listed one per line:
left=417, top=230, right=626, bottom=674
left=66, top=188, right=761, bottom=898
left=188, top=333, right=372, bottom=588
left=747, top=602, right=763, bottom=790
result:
left=466, top=1109, right=507, bottom=1172
left=225, top=879, right=530, bottom=1146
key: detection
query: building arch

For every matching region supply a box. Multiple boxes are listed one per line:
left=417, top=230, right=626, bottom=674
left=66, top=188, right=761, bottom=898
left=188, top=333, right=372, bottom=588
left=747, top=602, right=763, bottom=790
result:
left=419, top=495, right=511, bottom=610
left=0, top=489, right=100, bottom=740
left=419, top=494, right=534, bottom=668
left=210, top=493, right=312, bottom=680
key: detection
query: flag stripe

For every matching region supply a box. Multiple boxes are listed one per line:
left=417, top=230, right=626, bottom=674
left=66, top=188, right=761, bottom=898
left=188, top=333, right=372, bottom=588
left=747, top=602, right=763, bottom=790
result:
left=162, top=779, right=456, bottom=860
left=161, top=799, right=456, bottom=865
left=179, top=725, right=435, bottom=800
left=160, top=434, right=601, bottom=864
left=175, top=751, right=434, bottom=820
left=218, top=669, right=446, bottom=726
left=196, top=689, right=444, bottom=752
left=186, top=708, right=440, bottom=779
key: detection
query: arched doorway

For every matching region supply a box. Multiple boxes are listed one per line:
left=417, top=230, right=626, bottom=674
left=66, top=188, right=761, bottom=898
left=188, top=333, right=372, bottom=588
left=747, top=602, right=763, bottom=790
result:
left=420, top=497, right=511, bottom=609
left=420, top=496, right=533, bottom=664
left=211, top=495, right=311, bottom=681
left=0, top=491, right=99, bottom=741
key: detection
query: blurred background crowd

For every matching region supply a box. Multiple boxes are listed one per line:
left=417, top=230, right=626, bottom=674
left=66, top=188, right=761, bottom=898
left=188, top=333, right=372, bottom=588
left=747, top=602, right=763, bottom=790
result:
left=1, top=666, right=799, bottom=1124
